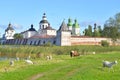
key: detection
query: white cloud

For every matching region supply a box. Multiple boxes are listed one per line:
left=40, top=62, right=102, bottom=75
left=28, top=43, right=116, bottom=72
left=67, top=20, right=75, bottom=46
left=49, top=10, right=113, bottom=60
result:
left=12, top=23, right=23, bottom=29
left=0, top=25, right=7, bottom=29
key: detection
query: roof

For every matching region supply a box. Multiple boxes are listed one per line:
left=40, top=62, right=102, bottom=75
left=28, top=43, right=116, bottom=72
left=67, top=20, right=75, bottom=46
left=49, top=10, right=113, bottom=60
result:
left=30, top=35, right=55, bottom=39
left=20, top=30, right=27, bottom=34
left=67, top=18, right=73, bottom=26
left=40, top=20, right=49, bottom=24
left=58, top=20, right=69, bottom=31
left=43, top=24, right=55, bottom=30
left=28, top=24, right=37, bottom=31
left=21, top=25, right=37, bottom=34
left=73, top=19, right=79, bottom=28
left=39, top=13, right=49, bottom=24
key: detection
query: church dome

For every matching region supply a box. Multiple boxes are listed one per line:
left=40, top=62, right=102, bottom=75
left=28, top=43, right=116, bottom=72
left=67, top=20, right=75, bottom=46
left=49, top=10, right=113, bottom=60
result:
left=73, top=19, right=79, bottom=28
left=39, top=13, right=49, bottom=24
left=28, top=24, right=37, bottom=31
left=40, top=20, right=49, bottom=24
left=67, top=18, right=72, bottom=26
left=5, top=23, right=14, bottom=31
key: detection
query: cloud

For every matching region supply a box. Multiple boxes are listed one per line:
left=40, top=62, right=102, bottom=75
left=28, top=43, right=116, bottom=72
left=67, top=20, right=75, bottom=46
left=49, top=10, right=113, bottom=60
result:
left=12, top=23, right=23, bottom=29
left=0, top=23, right=23, bottom=29
left=0, top=23, right=23, bottom=34
left=0, top=25, right=7, bottom=29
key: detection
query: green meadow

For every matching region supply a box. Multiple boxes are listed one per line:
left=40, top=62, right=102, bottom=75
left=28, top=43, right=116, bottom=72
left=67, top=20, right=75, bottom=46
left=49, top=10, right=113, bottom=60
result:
left=0, top=45, right=120, bottom=80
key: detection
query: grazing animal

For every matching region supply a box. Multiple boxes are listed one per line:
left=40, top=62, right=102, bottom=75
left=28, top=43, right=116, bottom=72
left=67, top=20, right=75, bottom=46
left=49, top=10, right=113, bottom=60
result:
left=10, top=60, right=14, bottom=66
left=16, top=57, right=20, bottom=61
left=70, top=50, right=80, bottom=57
left=92, top=52, right=96, bottom=54
left=25, top=60, right=33, bottom=64
left=46, top=55, right=52, bottom=60
left=103, top=60, right=117, bottom=68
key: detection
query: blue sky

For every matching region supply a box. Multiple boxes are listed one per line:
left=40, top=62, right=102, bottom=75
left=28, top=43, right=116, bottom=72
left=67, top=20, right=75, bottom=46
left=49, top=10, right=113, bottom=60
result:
left=0, top=0, right=120, bottom=36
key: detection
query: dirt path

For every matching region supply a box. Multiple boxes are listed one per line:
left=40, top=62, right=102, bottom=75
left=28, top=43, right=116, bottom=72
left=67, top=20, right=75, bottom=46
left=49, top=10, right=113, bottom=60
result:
left=28, top=73, right=45, bottom=80
left=27, top=65, right=70, bottom=80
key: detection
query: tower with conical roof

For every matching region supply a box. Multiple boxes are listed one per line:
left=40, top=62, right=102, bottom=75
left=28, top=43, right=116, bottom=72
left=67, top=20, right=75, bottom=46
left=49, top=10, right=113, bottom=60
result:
left=4, top=23, right=15, bottom=39
left=56, top=20, right=71, bottom=46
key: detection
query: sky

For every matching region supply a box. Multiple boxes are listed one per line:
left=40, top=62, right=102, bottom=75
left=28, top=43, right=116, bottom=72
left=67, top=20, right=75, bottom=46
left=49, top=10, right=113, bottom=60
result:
left=0, top=0, right=120, bottom=36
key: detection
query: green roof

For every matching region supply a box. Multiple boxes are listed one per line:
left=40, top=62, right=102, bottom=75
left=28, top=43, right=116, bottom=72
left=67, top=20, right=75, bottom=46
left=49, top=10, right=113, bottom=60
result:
left=73, top=19, right=79, bottom=28
left=67, top=18, right=72, bottom=27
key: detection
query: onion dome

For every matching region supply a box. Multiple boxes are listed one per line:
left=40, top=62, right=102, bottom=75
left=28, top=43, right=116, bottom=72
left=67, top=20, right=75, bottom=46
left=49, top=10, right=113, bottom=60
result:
left=73, top=19, right=79, bottom=28
left=39, top=13, right=49, bottom=24
left=67, top=18, right=72, bottom=26
left=5, top=23, right=14, bottom=31
left=28, top=24, right=37, bottom=31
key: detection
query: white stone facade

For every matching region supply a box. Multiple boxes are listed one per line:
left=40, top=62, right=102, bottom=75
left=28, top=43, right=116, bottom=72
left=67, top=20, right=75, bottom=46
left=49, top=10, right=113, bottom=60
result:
left=22, top=31, right=37, bottom=38
left=4, top=23, right=15, bottom=39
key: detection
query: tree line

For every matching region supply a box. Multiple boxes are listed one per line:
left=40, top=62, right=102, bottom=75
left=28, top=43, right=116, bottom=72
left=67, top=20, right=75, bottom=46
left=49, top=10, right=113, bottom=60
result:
left=83, top=12, right=120, bottom=42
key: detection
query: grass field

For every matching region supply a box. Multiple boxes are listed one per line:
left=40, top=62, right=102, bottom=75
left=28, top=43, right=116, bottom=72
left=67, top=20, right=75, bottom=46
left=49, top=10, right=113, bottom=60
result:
left=0, top=51, right=120, bottom=80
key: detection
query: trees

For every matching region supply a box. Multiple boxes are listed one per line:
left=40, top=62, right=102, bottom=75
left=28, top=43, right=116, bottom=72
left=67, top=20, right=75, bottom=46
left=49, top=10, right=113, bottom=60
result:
left=84, top=24, right=101, bottom=37
left=14, top=33, right=23, bottom=39
left=84, top=25, right=92, bottom=36
left=83, top=12, right=120, bottom=41
left=98, top=26, right=103, bottom=36
left=93, top=23, right=101, bottom=37
left=103, top=13, right=120, bottom=41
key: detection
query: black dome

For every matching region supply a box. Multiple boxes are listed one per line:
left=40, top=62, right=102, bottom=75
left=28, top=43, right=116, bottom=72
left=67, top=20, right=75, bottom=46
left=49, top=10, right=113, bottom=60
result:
left=40, top=20, right=49, bottom=24
left=28, top=24, right=37, bottom=31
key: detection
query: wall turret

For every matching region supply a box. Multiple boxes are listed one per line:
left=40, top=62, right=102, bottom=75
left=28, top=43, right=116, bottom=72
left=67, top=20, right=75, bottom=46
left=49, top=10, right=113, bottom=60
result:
left=56, top=20, right=71, bottom=46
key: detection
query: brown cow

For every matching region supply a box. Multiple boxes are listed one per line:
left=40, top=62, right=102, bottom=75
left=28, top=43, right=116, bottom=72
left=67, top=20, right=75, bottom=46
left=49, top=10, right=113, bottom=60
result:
left=70, top=50, right=80, bottom=57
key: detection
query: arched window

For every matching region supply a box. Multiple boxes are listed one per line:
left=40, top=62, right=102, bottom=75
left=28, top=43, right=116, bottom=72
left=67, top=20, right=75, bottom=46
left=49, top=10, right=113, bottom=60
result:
left=30, top=41, right=32, bottom=45
left=34, top=41, right=36, bottom=45
left=43, top=41, right=45, bottom=44
left=37, top=40, right=41, bottom=45
left=53, top=40, right=56, bottom=44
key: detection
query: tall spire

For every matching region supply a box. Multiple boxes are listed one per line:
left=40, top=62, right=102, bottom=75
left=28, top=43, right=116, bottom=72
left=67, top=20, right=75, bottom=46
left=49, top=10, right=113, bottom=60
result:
left=42, top=13, right=47, bottom=20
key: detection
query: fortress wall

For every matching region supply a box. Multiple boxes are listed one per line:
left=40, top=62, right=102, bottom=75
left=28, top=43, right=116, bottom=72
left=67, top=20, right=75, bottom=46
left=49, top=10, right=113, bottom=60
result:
left=71, top=36, right=110, bottom=45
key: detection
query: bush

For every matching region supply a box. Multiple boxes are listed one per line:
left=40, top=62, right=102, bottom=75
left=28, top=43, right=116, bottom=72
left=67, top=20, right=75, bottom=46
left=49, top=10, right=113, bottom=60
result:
left=44, top=42, right=52, bottom=47
left=101, top=40, right=109, bottom=47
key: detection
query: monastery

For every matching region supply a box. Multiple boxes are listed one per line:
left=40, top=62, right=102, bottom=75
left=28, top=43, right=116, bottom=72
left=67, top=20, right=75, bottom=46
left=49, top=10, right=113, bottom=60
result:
left=1, top=13, right=111, bottom=46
